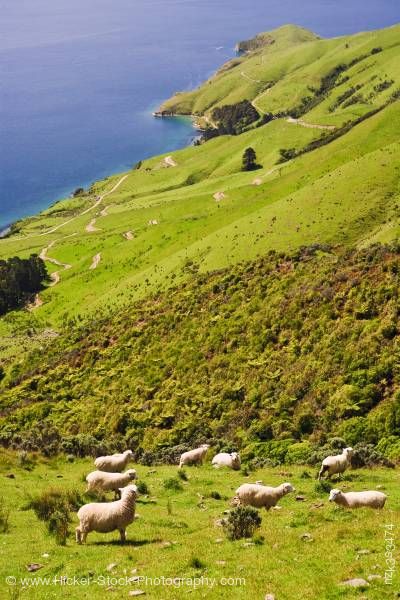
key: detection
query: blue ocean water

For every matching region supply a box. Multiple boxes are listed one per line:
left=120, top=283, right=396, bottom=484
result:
left=0, top=0, right=399, bottom=230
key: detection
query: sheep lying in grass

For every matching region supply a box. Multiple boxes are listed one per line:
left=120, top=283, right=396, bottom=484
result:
left=234, top=482, right=295, bottom=510
left=179, top=444, right=209, bottom=468
left=212, top=452, right=241, bottom=470
left=329, top=488, right=387, bottom=509
left=76, top=484, right=138, bottom=544
left=318, top=447, right=353, bottom=480
left=94, top=450, right=133, bottom=473
left=86, top=469, right=137, bottom=498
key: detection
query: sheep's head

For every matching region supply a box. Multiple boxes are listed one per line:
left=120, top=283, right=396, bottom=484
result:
left=343, top=447, right=353, bottom=457
left=329, top=488, right=341, bottom=502
left=121, top=484, right=138, bottom=499
left=231, top=452, right=241, bottom=468
left=231, top=495, right=240, bottom=507
left=281, top=483, right=295, bottom=495
left=201, top=444, right=210, bottom=450
left=124, top=449, right=134, bottom=457
left=126, top=469, right=137, bottom=480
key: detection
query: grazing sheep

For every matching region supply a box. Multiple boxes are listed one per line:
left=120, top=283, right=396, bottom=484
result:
left=76, top=484, right=138, bottom=544
left=94, top=450, right=133, bottom=473
left=179, top=444, right=209, bottom=468
left=212, top=452, right=241, bottom=470
left=86, top=469, right=137, bottom=498
left=329, top=488, right=387, bottom=509
left=318, top=447, right=353, bottom=480
left=234, top=482, right=295, bottom=510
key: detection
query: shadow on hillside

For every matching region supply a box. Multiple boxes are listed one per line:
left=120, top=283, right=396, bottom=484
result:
left=93, top=538, right=162, bottom=547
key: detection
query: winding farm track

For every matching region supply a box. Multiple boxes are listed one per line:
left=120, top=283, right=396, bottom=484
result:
left=90, top=253, right=101, bottom=270
left=39, top=234, right=75, bottom=288
left=251, top=87, right=271, bottom=114
left=27, top=294, right=43, bottom=312
left=240, top=71, right=262, bottom=84
left=252, top=166, right=280, bottom=186
left=86, top=218, right=101, bottom=233
left=13, top=174, right=129, bottom=241
left=286, top=116, right=336, bottom=131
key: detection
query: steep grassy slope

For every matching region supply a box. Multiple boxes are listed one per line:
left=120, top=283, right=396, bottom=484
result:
left=0, top=24, right=399, bottom=368
left=1, top=244, right=400, bottom=462
left=159, top=24, right=400, bottom=127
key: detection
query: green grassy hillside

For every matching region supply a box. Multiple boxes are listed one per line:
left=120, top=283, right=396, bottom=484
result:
left=0, top=23, right=399, bottom=407
left=1, top=24, right=400, bottom=599
left=0, top=99, right=399, bottom=363
left=1, top=244, right=400, bottom=463
left=159, top=24, right=400, bottom=127
left=0, top=452, right=398, bottom=600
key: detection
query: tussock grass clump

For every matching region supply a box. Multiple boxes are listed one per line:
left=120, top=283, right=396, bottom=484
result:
left=137, top=480, right=150, bottom=495
left=189, top=556, right=206, bottom=569
left=177, top=469, right=188, bottom=481
left=17, top=451, right=36, bottom=471
left=163, top=477, right=183, bottom=492
left=27, top=487, right=84, bottom=545
left=0, top=497, right=10, bottom=533
left=223, top=506, right=262, bottom=540
left=314, top=480, right=331, bottom=495
left=209, top=490, right=222, bottom=500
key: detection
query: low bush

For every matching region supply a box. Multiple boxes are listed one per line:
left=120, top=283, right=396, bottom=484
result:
left=27, top=487, right=84, bottom=545
left=163, top=477, right=183, bottom=492
left=136, top=480, right=150, bottom=495
left=223, top=506, right=262, bottom=540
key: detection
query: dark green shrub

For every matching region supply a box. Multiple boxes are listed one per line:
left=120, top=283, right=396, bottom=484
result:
left=17, top=451, right=36, bottom=471
left=189, top=557, right=206, bottom=569
left=137, top=480, right=149, bottom=495
left=351, top=443, right=394, bottom=468
left=210, top=491, right=222, bottom=500
left=163, top=477, right=183, bottom=492
left=286, top=442, right=313, bottom=465
left=223, top=506, right=262, bottom=540
left=314, top=480, right=331, bottom=495
left=27, top=487, right=84, bottom=545
left=377, top=436, right=400, bottom=461
left=177, top=469, right=188, bottom=481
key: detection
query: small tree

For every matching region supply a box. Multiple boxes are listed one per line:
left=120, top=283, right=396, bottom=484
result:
left=242, top=147, right=258, bottom=171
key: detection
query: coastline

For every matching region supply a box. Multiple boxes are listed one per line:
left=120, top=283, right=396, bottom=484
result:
left=152, top=110, right=207, bottom=132
left=0, top=226, right=11, bottom=239
left=0, top=113, right=197, bottom=240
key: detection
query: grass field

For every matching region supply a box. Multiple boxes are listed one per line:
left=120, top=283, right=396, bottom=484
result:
left=0, top=451, right=399, bottom=600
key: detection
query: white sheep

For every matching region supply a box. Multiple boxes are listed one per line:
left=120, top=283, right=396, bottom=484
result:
left=212, top=452, right=241, bottom=470
left=94, top=450, right=134, bottom=473
left=179, top=444, right=209, bottom=468
left=318, top=447, right=353, bottom=480
left=329, top=488, right=387, bottom=509
left=76, top=484, right=138, bottom=544
left=234, top=482, right=295, bottom=510
left=86, top=469, right=137, bottom=498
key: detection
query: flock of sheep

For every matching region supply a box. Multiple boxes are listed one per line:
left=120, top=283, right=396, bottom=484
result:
left=75, top=445, right=387, bottom=544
